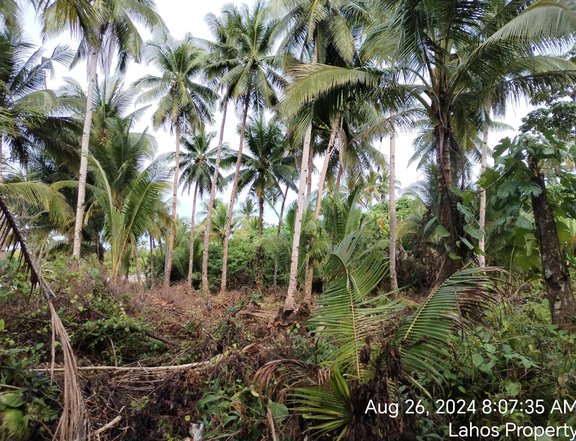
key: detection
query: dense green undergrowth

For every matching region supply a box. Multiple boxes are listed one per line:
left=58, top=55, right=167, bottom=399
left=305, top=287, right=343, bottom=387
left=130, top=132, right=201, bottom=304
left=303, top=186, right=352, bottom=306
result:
left=1, top=259, right=575, bottom=440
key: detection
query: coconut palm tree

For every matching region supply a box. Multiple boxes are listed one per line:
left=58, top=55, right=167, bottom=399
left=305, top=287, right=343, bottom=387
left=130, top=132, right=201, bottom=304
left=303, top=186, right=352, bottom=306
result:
left=223, top=115, right=296, bottom=288
left=229, top=117, right=295, bottom=238
left=87, top=117, right=169, bottom=281
left=134, top=36, right=216, bottom=287
left=0, top=31, right=76, bottom=181
left=54, top=76, right=152, bottom=254
left=199, top=8, right=240, bottom=297
left=272, top=0, right=369, bottom=311
left=58, top=75, right=143, bottom=138
left=34, top=0, right=164, bottom=263
left=239, top=198, right=257, bottom=222
left=178, top=130, right=224, bottom=286
left=217, top=2, right=285, bottom=293
left=281, top=0, right=576, bottom=286
left=204, top=200, right=238, bottom=244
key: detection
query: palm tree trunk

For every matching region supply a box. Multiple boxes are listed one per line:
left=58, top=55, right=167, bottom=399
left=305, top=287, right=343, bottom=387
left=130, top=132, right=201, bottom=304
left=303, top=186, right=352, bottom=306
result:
left=529, top=156, right=575, bottom=331
left=164, top=119, right=181, bottom=287
left=187, top=182, right=199, bottom=287
left=303, top=260, right=314, bottom=304
left=284, top=124, right=313, bottom=312
left=256, top=194, right=265, bottom=290
left=202, top=103, right=228, bottom=298
left=335, top=137, right=346, bottom=192
left=306, top=142, right=314, bottom=195
left=478, top=124, right=488, bottom=267
left=133, top=240, right=142, bottom=285
left=285, top=35, right=319, bottom=312
left=313, top=115, right=340, bottom=218
left=221, top=95, right=250, bottom=293
left=389, top=118, right=398, bottom=290
left=273, top=184, right=289, bottom=286
left=72, top=45, right=98, bottom=262
left=258, top=195, right=264, bottom=237
left=433, top=111, right=465, bottom=284
left=149, top=235, right=155, bottom=286
left=302, top=115, right=341, bottom=301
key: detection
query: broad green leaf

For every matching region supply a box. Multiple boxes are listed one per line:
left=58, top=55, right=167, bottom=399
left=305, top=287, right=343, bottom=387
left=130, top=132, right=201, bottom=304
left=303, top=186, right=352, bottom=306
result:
left=472, top=353, right=484, bottom=368
left=0, top=393, right=25, bottom=408
left=268, top=400, right=289, bottom=421
left=435, top=224, right=450, bottom=239
left=520, top=182, right=542, bottom=197
left=497, top=180, right=518, bottom=199
left=464, top=224, right=483, bottom=240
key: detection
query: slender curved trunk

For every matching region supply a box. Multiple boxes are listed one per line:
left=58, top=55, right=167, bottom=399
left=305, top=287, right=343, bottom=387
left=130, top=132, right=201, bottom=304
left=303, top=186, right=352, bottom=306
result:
left=389, top=119, right=398, bottom=291
left=303, top=261, right=313, bottom=304
left=314, top=115, right=339, bottom=219
left=335, top=135, right=346, bottom=192
left=221, top=95, right=250, bottom=293
left=133, top=240, right=141, bottom=285
left=149, top=235, right=155, bottom=286
left=187, top=182, right=199, bottom=287
left=284, top=124, right=313, bottom=312
left=306, top=141, right=314, bottom=195
left=478, top=124, right=488, bottom=267
left=285, top=38, right=319, bottom=312
left=432, top=103, right=465, bottom=285
left=202, top=103, right=228, bottom=298
left=72, top=46, right=98, bottom=262
left=258, top=195, right=264, bottom=237
left=164, top=119, right=181, bottom=287
left=302, top=115, right=341, bottom=301
left=256, top=194, right=264, bottom=290
left=273, top=184, right=289, bottom=286
left=529, top=157, right=575, bottom=331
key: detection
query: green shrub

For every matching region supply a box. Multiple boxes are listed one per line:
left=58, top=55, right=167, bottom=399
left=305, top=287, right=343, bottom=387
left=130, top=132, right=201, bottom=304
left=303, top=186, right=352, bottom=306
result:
left=0, top=320, right=59, bottom=441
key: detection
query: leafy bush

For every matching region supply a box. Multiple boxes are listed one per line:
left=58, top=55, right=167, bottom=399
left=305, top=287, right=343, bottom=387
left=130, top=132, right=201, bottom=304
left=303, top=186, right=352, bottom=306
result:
left=0, top=320, right=59, bottom=441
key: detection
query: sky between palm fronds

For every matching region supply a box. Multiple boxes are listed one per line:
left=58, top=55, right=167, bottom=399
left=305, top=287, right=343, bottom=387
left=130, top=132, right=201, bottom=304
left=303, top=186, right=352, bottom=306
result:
left=20, top=0, right=527, bottom=223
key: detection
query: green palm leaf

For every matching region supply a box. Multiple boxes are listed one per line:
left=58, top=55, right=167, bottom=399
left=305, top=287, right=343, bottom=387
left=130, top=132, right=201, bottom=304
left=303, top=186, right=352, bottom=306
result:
left=309, top=232, right=393, bottom=378
left=398, top=267, right=503, bottom=383
left=0, top=181, right=72, bottom=228
left=292, top=368, right=351, bottom=441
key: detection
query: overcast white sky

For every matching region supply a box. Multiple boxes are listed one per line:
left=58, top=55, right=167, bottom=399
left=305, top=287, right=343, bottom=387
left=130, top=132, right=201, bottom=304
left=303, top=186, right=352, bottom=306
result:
left=20, top=1, right=528, bottom=223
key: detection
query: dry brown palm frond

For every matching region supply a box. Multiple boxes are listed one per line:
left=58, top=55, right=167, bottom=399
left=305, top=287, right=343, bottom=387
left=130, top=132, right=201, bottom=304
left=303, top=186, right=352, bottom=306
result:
left=253, top=359, right=331, bottom=402
left=0, top=196, right=91, bottom=441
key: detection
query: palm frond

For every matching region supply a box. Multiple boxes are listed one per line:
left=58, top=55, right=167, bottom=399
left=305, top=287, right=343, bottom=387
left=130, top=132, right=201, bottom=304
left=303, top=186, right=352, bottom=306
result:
left=0, top=181, right=73, bottom=229
left=309, top=233, right=393, bottom=379
left=282, top=64, right=380, bottom=118
left=398, top=267, right=504, bottom=384
left=292, top=369, right=351, bottom=441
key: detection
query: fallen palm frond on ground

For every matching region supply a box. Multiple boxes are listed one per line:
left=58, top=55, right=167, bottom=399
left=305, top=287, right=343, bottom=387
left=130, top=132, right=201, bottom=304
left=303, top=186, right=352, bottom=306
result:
left=0, top=196, right=91, bottom=441
left=32, top=342, right=261, bottom=374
